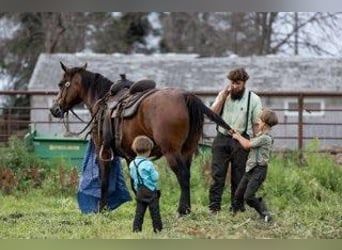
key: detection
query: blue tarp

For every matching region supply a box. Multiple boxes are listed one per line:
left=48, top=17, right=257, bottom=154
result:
left=77, top=139, right=132, bottom=213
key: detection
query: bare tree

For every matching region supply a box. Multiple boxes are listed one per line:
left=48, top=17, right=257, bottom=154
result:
left=270, top=12, right=342, bottom=55
left=161, top=12, right=237, bottom=56
left=222, top=12, right=342, bottom=56
left=90, top=12, right=151, bottom=53
left=2, top=11, right=342, bottom=91
left=41, top=13, right=66, bottom=53
left=253, top=12, right=279, bottom=55
left=0, top=13, right=92, bottom=90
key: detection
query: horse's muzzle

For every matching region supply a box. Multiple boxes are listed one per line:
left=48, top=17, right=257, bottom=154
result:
left=49, top=103, right=64, bottom=118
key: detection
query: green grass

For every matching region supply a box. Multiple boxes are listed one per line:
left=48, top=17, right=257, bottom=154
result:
left=0, top=140, right=341, bottom=238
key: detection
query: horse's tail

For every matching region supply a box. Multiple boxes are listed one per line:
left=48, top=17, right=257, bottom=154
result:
left=183, top=93, right=232, bottom=150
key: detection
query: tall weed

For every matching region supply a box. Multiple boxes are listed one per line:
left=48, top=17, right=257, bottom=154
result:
left=0, top=138, right=341, bottom=238
left=265, top=140, right=341, bottom=210
left=0, top=136, right=79, bottom=194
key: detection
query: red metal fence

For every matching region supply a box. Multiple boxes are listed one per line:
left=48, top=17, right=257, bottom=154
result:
left=1, top=90, right=342, bottom=152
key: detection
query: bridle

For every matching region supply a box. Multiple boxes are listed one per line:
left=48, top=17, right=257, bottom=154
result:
left=57, top=80, right=70, bottom=107
left=55, top=71, right=115, bottom=161
left=56, top=79, right=96, bottom=138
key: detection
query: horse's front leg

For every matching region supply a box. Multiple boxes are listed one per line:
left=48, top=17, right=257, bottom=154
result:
left=99, top=160, right=110, bottom=211
left=165, top=153, right=191, bottom=216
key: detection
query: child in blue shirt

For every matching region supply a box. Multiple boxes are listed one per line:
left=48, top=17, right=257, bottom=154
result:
left=129, top=135, right=162, bottom=233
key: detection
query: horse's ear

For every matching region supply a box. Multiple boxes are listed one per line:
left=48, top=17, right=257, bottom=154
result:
left=82, top=62, right=88, bottom=70
left=60, top=62, right=68, bottom=72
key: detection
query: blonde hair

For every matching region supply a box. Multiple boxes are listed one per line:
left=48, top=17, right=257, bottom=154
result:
left=131, top=135, right=154, bottom=155
left=260, top=109, right=278, bottom=127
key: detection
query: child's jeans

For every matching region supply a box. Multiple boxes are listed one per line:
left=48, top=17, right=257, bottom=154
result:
left=233, top=165, right=269, bottom=216
left=133, top=190, right=162, bottom=232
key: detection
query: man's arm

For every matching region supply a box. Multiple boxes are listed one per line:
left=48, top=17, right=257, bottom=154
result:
left=251, top=94, right=263, bottom=136
left=210, top=86, right=230, bottom=114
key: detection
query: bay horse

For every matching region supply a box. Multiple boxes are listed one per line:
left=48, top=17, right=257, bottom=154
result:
left=50, top=62, right=232, bottom=216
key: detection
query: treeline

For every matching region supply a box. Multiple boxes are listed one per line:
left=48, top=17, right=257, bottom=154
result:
left=1, top=12, right=342, bottom=92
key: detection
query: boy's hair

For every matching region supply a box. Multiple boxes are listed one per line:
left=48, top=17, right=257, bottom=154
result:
left=227, top=68, right=249, bottom=82
left=131, top=135, right=154, bottom=155
left=260, top=109, right=278, bottom=127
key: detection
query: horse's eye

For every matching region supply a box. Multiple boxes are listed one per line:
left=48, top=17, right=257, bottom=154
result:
left=58, top=82, right=64, bottom=88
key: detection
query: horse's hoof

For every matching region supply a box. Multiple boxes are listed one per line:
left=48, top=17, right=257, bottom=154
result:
left=178, top=213, right=190, bottom=218
left=178, top=208, right=191, bottom=217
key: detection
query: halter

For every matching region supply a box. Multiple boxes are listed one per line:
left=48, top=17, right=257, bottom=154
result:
left=59, top=81, right=115, bottom=160
left=57, top=80, right=94, bottom=138
left=58, top=80, right=70, bottom=106
left=56, top=72, right=115, bottom=161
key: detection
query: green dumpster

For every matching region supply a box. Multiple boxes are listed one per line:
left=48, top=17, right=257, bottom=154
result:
left=25, top=130, right=88, bottom=167
left=199, top=143, right=212, bottom=154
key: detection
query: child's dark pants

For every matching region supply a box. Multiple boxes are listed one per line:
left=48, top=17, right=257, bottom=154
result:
left=233, top=165, right=269, bottom=216
left=133, top=191, right=162, bottom=233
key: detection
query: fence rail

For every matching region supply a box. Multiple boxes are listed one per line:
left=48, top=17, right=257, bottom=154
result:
left=1, top=90, right=342, bottom=153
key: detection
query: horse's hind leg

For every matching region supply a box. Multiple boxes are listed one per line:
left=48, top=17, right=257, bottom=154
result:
left=164, top=153, right=191, bottom=216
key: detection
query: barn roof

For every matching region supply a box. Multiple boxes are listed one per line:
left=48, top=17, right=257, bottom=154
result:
left=28, top=53, right=342, bottom=92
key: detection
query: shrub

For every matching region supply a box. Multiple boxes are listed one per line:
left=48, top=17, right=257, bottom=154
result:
left=0, top=136, right=79, bottom=195
left=41, top=165, right=79, bottom=196
left=0, top=136, right=49, bottom=193
left=265, top=141, right=342, bottom=210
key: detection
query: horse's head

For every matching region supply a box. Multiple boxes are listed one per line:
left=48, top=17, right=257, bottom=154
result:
left=50, top=62, right=87, bottom=118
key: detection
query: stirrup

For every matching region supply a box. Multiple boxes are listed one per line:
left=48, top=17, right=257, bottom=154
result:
left=99, top=145, right=114, bottom=162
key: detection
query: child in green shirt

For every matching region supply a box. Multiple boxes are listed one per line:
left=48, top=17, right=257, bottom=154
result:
left=231, top=109, right=278, bottom=222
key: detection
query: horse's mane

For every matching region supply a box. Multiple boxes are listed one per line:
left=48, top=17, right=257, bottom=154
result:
left=77, top=68, right=114, bottom=100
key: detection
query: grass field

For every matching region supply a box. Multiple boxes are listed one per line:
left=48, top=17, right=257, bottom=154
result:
left=0, top=139, right=341, bottom=239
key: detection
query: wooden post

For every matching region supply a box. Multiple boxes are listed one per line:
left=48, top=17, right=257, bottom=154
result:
left=298, top=94, right=304, bottom=165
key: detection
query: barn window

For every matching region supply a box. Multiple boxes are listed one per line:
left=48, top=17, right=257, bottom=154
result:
left=284, top=98, right=325, bottom=116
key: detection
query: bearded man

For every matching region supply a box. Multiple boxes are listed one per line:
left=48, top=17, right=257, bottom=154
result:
left=208, top=68, right=263, bottom=215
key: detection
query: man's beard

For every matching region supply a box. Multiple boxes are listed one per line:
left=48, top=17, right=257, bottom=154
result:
left=231, top=88, right=245, bottom=100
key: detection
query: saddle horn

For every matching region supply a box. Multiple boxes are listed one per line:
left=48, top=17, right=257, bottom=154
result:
left=120, top=74, right=126, bottom=80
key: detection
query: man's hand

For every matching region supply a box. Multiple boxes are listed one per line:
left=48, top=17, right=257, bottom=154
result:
left=224, top=85, right=231, bottom=95
left=228, top=129, right=236, bottom=136
left=232, top=130, right=242, bottom=140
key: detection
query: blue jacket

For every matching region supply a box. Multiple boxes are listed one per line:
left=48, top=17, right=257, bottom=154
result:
left=77, top=139, right=131, bottom=213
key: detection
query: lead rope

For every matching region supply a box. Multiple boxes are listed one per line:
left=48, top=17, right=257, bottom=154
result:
left=62, top=91, right=112, bottom=139
left=63, top=108, right=98, bottom=138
